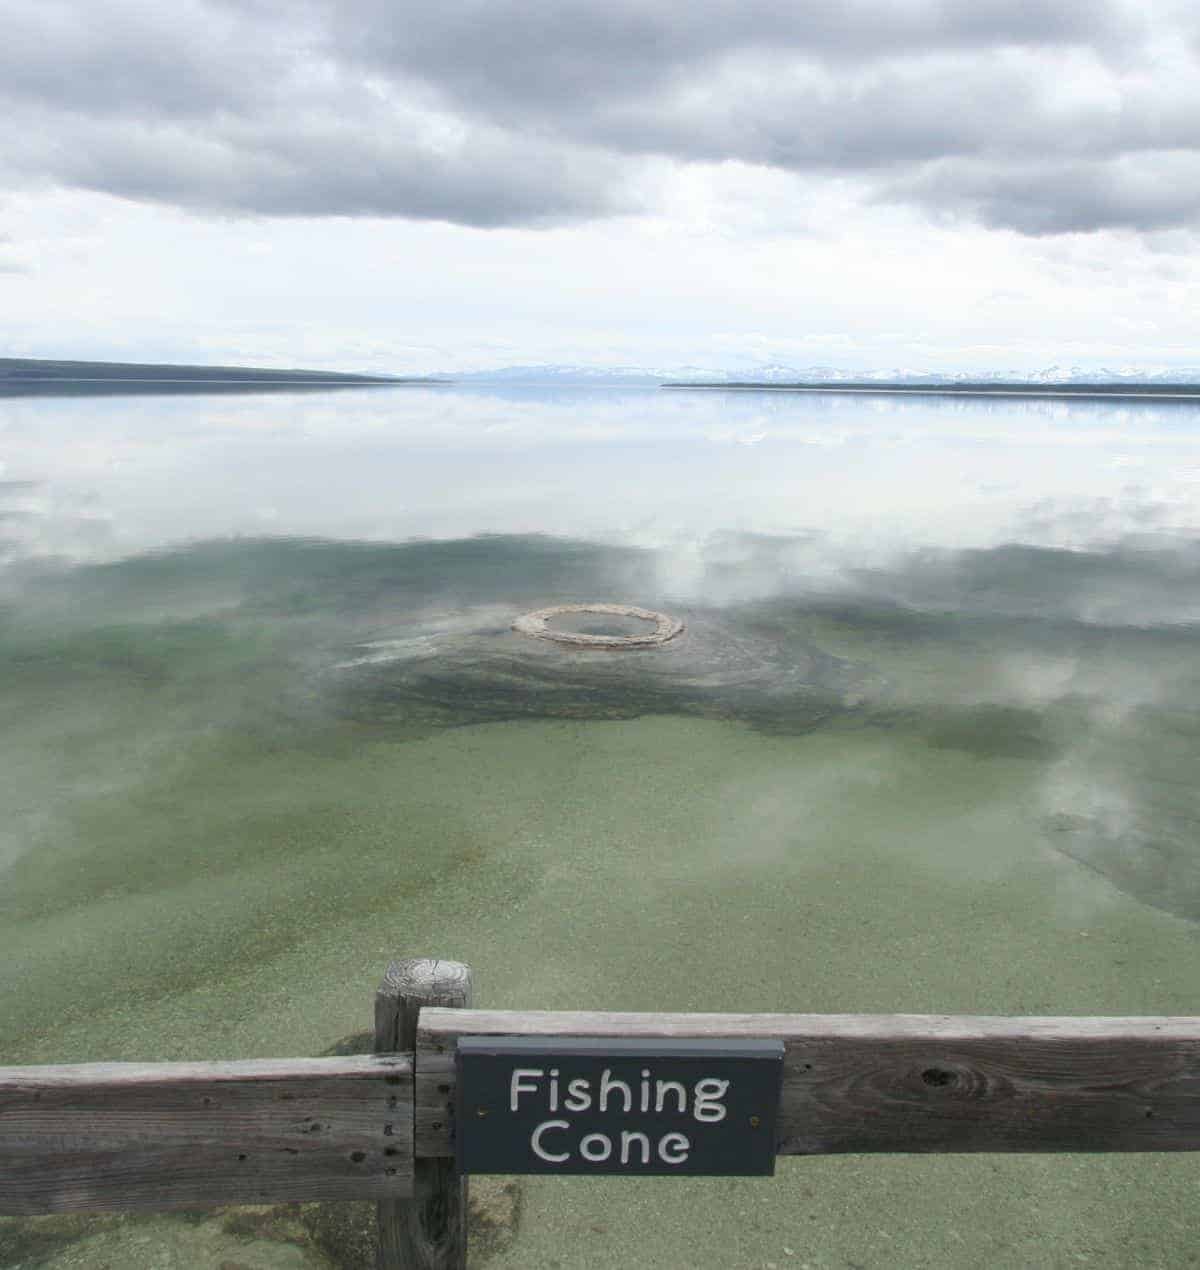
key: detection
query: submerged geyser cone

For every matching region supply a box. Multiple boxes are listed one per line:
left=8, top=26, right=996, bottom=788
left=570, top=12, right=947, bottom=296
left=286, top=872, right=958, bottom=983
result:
left=513, top=603, right=685, bottom=649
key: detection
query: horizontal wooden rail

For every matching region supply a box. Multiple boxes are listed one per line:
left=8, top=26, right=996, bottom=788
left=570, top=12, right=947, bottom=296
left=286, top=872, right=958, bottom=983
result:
left=10, top=966, right=1200, bottom=1270
left=0, top=1053, right=414, bottom=1215
left=416, top=1010, right=1200, bottom=1158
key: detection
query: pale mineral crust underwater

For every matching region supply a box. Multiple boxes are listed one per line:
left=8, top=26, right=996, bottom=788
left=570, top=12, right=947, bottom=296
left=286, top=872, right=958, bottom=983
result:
left=512, top=602, right=685, bottom=649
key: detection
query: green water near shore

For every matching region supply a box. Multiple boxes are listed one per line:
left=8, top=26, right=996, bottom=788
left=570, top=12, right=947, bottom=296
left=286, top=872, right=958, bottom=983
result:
left=4, top=530, right=1200, bottom=1267
left=7, top=709, right=1200, bottom=1267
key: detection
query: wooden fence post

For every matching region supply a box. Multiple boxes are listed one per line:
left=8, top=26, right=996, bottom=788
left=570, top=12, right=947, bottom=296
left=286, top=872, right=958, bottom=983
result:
left=375, top=958, right=473, bottom=1270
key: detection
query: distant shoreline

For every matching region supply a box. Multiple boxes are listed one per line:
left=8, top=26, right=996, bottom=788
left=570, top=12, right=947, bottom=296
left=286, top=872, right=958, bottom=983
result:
left=0, top=377, right=439, bottom=385
left=662, top=382, right=1200, bottom=401
left=0, top=356, right=442, bottom=397
left=0, top=355, right=435, bottom=385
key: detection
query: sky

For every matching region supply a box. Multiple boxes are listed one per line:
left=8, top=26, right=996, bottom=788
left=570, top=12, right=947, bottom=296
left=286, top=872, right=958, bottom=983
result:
left=3, top=0, right=1200, bottom=376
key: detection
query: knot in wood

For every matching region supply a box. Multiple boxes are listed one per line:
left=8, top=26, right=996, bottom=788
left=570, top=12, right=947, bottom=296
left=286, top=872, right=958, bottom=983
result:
left=912, top=1062, right=994, bottom=1100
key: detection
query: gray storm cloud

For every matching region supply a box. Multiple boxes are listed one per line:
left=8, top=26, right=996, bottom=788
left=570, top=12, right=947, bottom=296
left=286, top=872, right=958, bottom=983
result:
left=1, top=0, right=1194, bottom=234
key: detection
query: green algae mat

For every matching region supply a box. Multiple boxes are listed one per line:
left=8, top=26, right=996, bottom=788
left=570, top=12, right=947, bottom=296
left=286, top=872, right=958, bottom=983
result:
left=4, top=534, right=1200, bottom=1268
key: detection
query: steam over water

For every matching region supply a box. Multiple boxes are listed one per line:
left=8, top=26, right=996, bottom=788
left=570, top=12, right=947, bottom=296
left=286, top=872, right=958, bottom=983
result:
left=3, top=384, right=1200, bottom=1267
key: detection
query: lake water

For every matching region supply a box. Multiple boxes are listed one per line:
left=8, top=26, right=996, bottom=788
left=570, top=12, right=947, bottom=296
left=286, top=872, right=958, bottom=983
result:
left=3, top=383, right=1200, bottom=1268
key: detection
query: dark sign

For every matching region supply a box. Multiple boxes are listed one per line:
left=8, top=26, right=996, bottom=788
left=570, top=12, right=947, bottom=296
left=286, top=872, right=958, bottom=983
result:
left=455, top=1035, right=784, bottom=1176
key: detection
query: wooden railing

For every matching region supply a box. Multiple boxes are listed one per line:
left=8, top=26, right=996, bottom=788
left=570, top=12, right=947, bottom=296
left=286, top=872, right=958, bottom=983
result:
left=0, top=1054, right=413, bottom=1213
left=6, top=957, right=1200, bottom=1267
left=418, top=1008, right=1200, bottom=1157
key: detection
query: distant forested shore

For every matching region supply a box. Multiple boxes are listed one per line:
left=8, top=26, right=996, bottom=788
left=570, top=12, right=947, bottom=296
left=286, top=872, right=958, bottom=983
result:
left=0, top=357, right=432, bottom=396
left=0, top=356, right=419, bottom=382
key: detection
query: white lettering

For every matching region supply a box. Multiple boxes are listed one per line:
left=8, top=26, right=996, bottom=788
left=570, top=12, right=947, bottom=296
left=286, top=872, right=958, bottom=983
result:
left=564, top=1078, right=592, bottom=1112
left=530, top=1119, right=570, bottom=1163
left=580, top=1133, right=612, bottom=1162
left=620, top=1130, right=651, bottom=1164
left=693, top=1078, right=729, bottom=1122
left=599, top=1068, right=632, bottom=1113
left=510, top=1069, right=543, bottom=1112
left=655, top=1079, right=687, bottom=1113
left=525, top=1123, right=697, bottom=1167
left=508, top=1063, right=732, bottom=1167
left=658, top=1132, right=691, bottom=1164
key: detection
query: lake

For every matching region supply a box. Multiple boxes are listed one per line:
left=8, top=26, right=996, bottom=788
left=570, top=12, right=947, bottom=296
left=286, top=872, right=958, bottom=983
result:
left=3, top=383, right=1200, bottom=1268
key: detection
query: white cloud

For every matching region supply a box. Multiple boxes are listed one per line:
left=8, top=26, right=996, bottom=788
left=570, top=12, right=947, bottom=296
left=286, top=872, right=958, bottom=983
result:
left=3, top=1, right=1200, bottom=371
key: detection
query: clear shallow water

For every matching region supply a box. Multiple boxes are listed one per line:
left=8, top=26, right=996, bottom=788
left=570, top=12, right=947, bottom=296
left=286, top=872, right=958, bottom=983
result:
left=3, top=384, right=1200, bottom=1267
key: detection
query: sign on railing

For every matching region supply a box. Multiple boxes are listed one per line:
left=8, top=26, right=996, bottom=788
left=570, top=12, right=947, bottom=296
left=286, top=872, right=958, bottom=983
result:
left=455, top=1035, right=784, bottom=1175
left=417, top=1006, right=1200, bottom=1159
left=8, top=957, right=1200, bottom=1270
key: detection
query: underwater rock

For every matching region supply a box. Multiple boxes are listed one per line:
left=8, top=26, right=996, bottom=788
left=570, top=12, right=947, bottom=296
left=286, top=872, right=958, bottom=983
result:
left=1044, top=811, right=1200, bottom=923
left=0, top=1213, right=131, bottom=1268
left=214, top=1184, right=520, bottom=1267
left=1041, top=708, right=1200, bottom=923
left=319, top=1031, right=374, bottom=1057
left=466, top=1179, right=523, bottom=1264
left=329, top=602, right=877, bottom=736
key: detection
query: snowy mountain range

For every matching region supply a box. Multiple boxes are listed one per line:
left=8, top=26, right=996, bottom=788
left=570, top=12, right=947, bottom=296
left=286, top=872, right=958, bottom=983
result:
left=439, top=362, right=1200, bottom=385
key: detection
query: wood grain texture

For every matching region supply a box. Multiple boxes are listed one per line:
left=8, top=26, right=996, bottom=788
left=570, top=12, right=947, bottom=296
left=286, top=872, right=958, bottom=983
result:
left=416, top=1010, right=1200, bottom=1158
left=0, top=1054, right=413, bottom=1214
left=376, top=959, right=472, bottom=1270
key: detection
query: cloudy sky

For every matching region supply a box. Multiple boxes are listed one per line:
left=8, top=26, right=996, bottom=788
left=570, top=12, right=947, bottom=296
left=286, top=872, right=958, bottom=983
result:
left=3, top=0, right=1200, bottom=375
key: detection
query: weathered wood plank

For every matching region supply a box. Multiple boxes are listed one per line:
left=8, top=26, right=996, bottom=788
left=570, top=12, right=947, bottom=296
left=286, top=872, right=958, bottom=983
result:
left=416, top=1011, right=1200, bottom=1158
left=376, top=958, right=472, bottom=1270
left=0, top=1054, right=413, bottom=1214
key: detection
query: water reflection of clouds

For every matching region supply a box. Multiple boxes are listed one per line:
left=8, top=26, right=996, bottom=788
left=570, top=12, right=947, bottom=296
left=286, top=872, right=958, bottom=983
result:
left=1, top=385, right=1199, bottom=568
left=0, top=478, right=117, bottom=569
